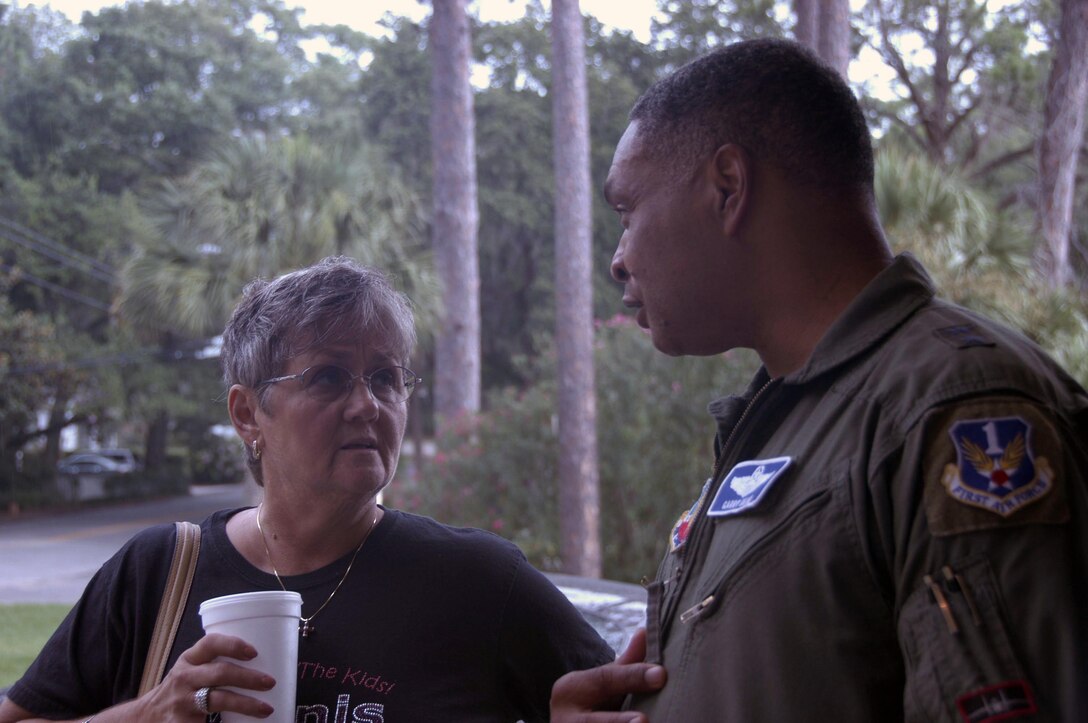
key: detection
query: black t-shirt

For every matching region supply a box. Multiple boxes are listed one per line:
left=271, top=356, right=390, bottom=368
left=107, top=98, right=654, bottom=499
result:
left=7, top=507, right=613, bottom=722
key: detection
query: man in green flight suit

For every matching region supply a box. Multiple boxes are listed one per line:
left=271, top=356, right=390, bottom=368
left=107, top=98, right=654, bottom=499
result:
left=551, top=37, right=1088, bottom=722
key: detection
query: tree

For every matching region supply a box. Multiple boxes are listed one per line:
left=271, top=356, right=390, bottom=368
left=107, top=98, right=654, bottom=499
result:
left=652, top=0, right=786, bottom=60
left=1036, top=0, right=1088, bottom=288
left=858, top=0, right=1043, bottom=171
left=551, top=0, right=601, bottom=577
left=794, top=0, right=851, bottom=76
left=429, top=0, right=481, bottom=428
left=5, top=0, right=304, bottom=193
left=876, top=144, right=1088, bottom=386
left=119, top=134, right=436, bottom=339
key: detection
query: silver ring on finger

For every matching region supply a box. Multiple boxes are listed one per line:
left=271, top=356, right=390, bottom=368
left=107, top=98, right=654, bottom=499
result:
left=194, top=686, right=213, bottom=715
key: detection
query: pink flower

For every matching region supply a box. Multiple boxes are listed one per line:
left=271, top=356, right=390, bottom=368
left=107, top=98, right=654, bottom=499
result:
left=606, top=313, right=633, bottom=328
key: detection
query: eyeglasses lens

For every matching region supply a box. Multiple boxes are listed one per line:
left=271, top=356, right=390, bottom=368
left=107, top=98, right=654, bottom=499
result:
left=302, top=365, right=411, bottom=403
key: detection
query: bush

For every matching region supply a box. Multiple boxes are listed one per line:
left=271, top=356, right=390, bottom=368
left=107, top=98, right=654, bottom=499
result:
left=411, top=315, right=760, bottom=582
left=190, top=434, right=245, bottom=484
left=137, top=452, right=191, bottom=497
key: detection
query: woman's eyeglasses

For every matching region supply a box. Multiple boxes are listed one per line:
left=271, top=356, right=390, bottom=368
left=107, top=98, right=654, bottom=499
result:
left=258, top=364, right=422, bottom=404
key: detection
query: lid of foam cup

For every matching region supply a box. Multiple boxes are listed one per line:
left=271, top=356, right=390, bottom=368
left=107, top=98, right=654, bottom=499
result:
left=199, top=590, right=302, bottom=626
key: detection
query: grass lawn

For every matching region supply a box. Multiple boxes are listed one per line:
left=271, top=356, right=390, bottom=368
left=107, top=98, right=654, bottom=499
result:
left=0, top=604, right=71, bottom=690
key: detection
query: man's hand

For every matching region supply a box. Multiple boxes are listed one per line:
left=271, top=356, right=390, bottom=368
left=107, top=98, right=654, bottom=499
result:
left=550, top=628, right=667, bottom=722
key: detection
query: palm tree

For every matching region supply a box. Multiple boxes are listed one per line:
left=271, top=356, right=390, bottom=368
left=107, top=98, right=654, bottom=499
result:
left=875, top=145, right=1088, bottom=385
left=118, top=134, right=437, bottom=340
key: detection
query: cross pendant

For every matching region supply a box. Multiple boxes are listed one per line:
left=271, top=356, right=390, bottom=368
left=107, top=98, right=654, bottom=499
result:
left=300, top=620, right=314, bottom=638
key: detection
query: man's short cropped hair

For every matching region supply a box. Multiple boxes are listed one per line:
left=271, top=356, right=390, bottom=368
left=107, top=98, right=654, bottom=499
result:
left=630, top=38, right=874, bottom=191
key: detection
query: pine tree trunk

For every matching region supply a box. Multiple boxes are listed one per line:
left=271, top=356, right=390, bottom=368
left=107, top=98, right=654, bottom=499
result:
left=817, top=0, right=851, bottom=78
left=1037, top=0, right=1088, bottom=288
left=429, top=0, right=481, bottom=428
left=551, top=0, right=601, bottom=578
left=794, top=0, right=850, bottom=78
left=794, top=0, right=818, bottom=49
left=144, top=409, right=169, bottom=471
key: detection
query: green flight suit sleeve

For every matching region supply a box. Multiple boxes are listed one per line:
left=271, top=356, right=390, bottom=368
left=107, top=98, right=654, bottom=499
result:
left=890, top=396, right=1088, bottom=721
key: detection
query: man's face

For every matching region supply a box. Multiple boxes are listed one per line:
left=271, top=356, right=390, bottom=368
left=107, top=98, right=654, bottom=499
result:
left=604, top=122, right=750, bottom=356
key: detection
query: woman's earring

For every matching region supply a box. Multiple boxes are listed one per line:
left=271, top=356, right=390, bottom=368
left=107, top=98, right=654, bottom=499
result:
left=252, top=439, right=261, bottom=460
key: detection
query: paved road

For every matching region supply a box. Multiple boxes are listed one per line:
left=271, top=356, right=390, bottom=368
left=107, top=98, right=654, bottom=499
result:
left=0, top=484, right=645, bottom=652
left=0, top=484, right=254, bottom=604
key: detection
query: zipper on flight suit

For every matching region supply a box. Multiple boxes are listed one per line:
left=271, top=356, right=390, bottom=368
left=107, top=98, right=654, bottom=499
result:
left=679, top=485, right=832, bottom=624
left=663, top=376, right=782, bottom=633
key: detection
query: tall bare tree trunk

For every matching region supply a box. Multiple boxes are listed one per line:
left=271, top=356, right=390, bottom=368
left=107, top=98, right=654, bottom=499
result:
left=551, top=0, right=601, bottom=577
left=1037, top=0, right=1088, bottom=288
left=144, top=409, right=169, bottom=471
left=794, top=0, right=818, bottom=49
left=429, top=0, right=481, bottom=428
left=817, top=0, right=851, bottom=77
left=794, top=0, right=851, bottom=78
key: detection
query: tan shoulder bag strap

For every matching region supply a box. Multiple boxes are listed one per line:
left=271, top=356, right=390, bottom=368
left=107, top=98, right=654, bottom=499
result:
left=139, top=520, right=202, bottom=695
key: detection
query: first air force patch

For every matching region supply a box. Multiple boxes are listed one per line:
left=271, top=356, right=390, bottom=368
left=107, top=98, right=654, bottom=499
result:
left=941, top=416, right=1053, bottom=517
left=924, top=399, right=1069, bottom=536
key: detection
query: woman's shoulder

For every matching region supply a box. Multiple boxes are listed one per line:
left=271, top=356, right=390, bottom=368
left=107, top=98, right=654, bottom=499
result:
left=382, top=508, right=524, bottom=563
left=109, top=507, right=242, bottom=573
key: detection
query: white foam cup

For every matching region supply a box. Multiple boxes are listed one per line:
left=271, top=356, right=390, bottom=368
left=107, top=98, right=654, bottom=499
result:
left=198, top=590, right=302, bottom=723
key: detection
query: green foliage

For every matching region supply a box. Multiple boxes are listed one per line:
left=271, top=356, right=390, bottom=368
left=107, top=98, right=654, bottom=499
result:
left=876, top=145, right=1088, bottom=388
left=859, top=0, right=1046, bottom=179
left=120, top=132, right=438, bottom=339
left=411, top=316, right=760, bottom=582
left=652, top=0, right=787, bottom=58
left=1, top=0, right=1084, bottom=528
left=189, top=433, right=245, bottom=485
left=19, top=0, right=304, bottom=191
left=0, top=604, right=72, bottom=688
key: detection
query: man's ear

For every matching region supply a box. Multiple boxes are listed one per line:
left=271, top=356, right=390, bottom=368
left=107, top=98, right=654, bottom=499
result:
left=228, top=384, right=261, bottom=444
left=712, top=143, right=750, bottom=236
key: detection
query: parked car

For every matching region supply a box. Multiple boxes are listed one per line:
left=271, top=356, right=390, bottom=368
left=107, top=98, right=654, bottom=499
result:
left=546, top=573, right=647, bottom=654
left=94, top=448, right=138, bottom=473
left=56, top=449, right=136, bottom=476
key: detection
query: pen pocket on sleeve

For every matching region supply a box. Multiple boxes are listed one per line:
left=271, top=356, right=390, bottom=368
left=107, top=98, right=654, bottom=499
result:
left=899, top=556, right=1036, bottom=723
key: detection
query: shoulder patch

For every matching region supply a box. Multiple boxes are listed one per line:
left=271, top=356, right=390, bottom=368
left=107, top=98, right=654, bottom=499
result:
left=923, top=399, right=1069, bottom=536
left=670, top=478, right=711, bottom=552
left=956, top=680, right=1037, bottom=722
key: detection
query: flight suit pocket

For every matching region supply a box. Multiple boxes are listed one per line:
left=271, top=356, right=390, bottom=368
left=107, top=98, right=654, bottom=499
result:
left=680, top=486, right=835, bottom=625
left=899, top=557, right=1037, bottom=722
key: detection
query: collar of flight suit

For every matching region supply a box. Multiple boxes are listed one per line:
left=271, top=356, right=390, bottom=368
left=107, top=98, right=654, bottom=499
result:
left=707, top=252, right=936, bottom=431
left=783, top=252, right=936, bottom=385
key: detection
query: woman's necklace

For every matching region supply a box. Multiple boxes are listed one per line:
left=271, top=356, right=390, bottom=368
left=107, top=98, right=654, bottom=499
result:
left=255, top=503, right=378, bottom=638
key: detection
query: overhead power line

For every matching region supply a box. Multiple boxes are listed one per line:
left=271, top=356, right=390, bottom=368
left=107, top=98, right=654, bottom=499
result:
left=0, top=214, right=116, bottom=285
left=0, top=262, right=112, bottom=313
left=4, top=342, right=218, bottom=377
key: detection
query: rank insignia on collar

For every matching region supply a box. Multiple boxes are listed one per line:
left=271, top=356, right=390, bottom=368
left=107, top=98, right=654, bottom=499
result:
left=933, top=323, right=995, bottom=349
left=941, top=416, right=1054, bottom=517
left=670, top=478, right=711, bottom=552
left=707, top=457, right=792, bottom=518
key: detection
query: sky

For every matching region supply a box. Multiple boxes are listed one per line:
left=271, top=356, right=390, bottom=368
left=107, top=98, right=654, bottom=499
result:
left=28, top=0, right=898, bottom=96
left=35, top=0, right=665, bottom=42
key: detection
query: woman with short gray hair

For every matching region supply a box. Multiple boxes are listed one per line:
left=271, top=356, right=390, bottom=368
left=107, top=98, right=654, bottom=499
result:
left=2, top=256, right=613, bottom=723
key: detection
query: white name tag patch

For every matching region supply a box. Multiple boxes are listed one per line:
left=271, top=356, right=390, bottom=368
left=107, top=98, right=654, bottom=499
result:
left=707, top=457, right=792, bottom=517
